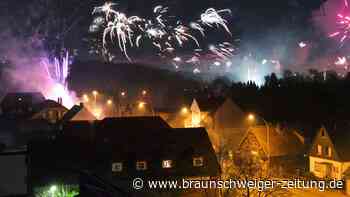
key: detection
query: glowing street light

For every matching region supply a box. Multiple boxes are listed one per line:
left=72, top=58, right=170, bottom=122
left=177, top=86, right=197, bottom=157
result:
left=142, top=90, right=147, bottom=96
left=92, top=108, right=102, bottom=119
left=107, top=99, right=113, bottom=105
left=92, top=90, right=98, bottom=105
left=83, top=94, right=89, bottom=102
left=121, top=91, right=126, bottom=97
left=181, top=107, right=188, bottom=114
left=138, top=102, right=145, bottom=109
left=247, top=113, right=270, bottom=176
left=247, top=113, right=255, bottom=121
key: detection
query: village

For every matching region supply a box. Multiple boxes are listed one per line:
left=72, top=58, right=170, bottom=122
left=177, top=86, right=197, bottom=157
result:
left=0, top=90, right=349, bottom=197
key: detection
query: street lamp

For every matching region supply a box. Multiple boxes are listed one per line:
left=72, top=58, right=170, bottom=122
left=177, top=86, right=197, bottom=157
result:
left=247, top=114, right=255, bottom=121
left=138, top=101, right=145, bottom=109
left=107, top=99, right=113, bottom=105
left=120, top=91, right=126, bottom=97
left=137, top=101, right=155, bottom=116
left=142, top=90, right=147, bottom=96
left=247, top=113, right=270, bottom=176
left=181, top=107, right=188, bottom=115
left=83, top=94, right=89, bottom=102
left=92, top=90, right=98, bottom=105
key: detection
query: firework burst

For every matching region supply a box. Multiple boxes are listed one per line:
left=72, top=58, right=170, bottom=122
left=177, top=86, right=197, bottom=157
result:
left=199, top=8, right=232, bottom=35
left=329, top=14, right=350, bottom=45
left=41, top=51, right=75, bottom=108
left=92, top=2, right=233, bottom=62
left=208, top=42, right=235, bottom=60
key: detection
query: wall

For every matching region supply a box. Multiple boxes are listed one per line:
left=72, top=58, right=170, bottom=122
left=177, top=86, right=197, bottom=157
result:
left=0, top=153, right=27, bottom=196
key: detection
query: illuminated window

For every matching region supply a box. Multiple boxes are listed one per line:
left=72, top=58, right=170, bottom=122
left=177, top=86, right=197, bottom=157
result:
left=327, top=146, right=332, bottom=157
left=228, top=150, right=233, bottom=159
left=112, top=162, right=123, bottom=172
left=193, top=157, right=204, bottom=167
left=314, top=162, right=323, bottom=172
left=317, top=144, right=322, bottom=155
left=162, top=160, right=173, bottom=168
left=136, top=161, right=147, bottom=170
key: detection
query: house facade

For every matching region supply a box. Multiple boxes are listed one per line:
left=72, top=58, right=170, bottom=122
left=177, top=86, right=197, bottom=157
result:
left=309, top=127, right=350, bottom=180
left=28, top=117, right=221, bottom=197
left=237, top=126, right=305, bottom=176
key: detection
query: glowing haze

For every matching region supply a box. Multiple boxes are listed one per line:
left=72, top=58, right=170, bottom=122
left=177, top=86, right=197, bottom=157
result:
left=0, top=36, right=76, bottom=108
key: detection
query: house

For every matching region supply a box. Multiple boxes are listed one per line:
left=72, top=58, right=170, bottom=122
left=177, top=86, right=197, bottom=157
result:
left=237, top=125, right=305, bottom=176
left=0, top=93, right=69, bottom=148
left=30, top=99, right=68, bottom=123
left=164, top=97, right=246, bottom=130
left=28, top=117, right=220, bottom=197
left=0, top=92, right=45, bottom=118
left=309, top=126, right=350, bottom=180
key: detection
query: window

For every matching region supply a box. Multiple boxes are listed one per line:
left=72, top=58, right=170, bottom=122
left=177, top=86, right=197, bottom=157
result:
left=327, top=146, right=332, bottom=157
left=193, top=157, right=204, bottom=167
left=314, top=162, right=323, bottom=172
left=162, top=160, right=173, bottom=168
left=321, top=129, right=325, bottom=137
left=136, top=161, right=147, bottom=170
left=317, top=144, right=322, bottom=155
left=112, top=162, right=123, bottom=172
left=228, top=150, right=233, bottom=159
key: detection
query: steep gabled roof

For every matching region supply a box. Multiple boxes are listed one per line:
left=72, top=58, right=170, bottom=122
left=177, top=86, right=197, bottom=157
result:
left=321, top=124, right=350, bottom=161
left=33, top=100, right=67, bottom=112
left=185, top=97, right=225, bottom=113
left=99, top=116, right=171, bottom=131
left=243, top=126, right=305, bottom=157
left=0, top=92, right=46, bottom=118
left=214, top=98, right=246, bottom=128
left=29, top=121, right=220, bottom=178
left=1, top=92, right=45, bottom=106
left=98, top=127, right=220, bottom=177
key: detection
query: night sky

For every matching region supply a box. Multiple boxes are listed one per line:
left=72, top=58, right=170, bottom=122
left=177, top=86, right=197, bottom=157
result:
left=0, top=0, right=327, bottom=61
left=0, top=0, right=343, bottom=98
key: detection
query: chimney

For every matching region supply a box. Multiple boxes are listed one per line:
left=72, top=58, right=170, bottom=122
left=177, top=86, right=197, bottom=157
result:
left=57, top=97, right=63, bottom=105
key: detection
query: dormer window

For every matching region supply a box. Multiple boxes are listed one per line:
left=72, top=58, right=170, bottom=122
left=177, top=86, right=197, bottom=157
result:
left=112, top=162, right=123, bottom=172
left=317, top=144, right=322, bottom=155
left=321, top=130, right=325, bottom=137
left=136, top=161, right=147, bottom=170
left=162, top=160, right=173, bottom=168
left=193, top=157, right=204, bottom=167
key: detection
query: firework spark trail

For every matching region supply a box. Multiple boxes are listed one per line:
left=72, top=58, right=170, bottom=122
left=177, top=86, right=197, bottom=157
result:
left=199, top=8, right=232, bottom=35
left=93, top=2, right=233, bottom=61
left=173, top=25, right=200, bottom=47
left=329, top=14, right=350, bottom=45
left=335, top=56, right=347, bottom=65
left=41, top=51, right=75, bottom=107
left=208, top=42, right=234, bottom=60
left=190, top=22, right=205, bottom=36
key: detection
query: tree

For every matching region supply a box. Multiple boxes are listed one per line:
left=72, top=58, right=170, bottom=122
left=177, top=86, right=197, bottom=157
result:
left=264, top=73, right=279, bottom=88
